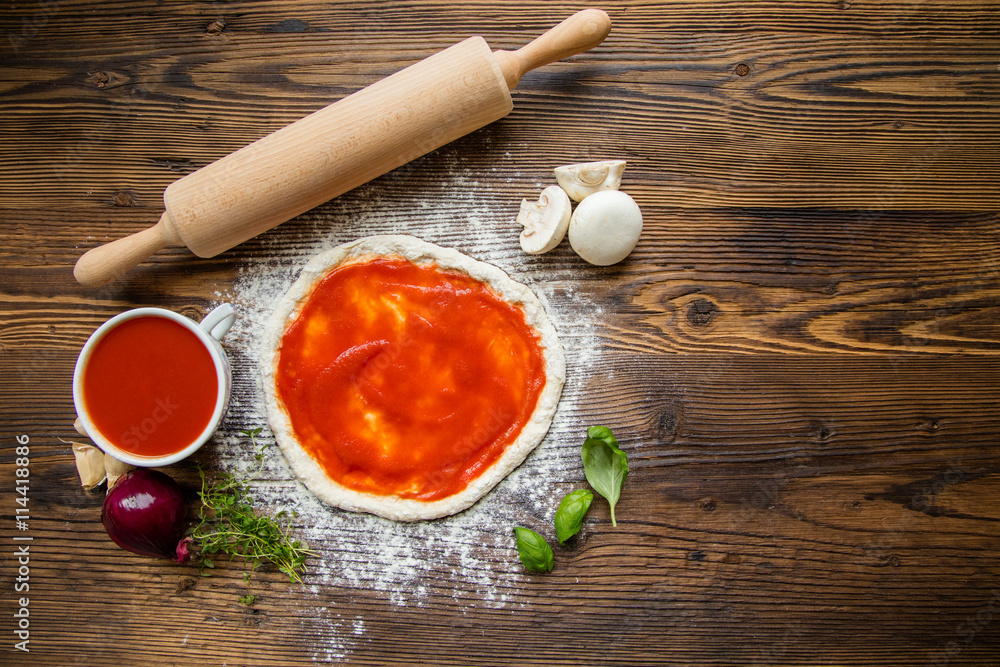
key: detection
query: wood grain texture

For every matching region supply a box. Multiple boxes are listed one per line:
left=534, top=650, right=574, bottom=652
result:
left=2, top=1, right=1000, bottom=666
left=2, top=1, right=999, bottom=213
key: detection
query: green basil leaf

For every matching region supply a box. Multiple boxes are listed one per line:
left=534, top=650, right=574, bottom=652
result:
left=513, top=527, right=554, bottom=573
left=554, top=489, right=594, bottom=543
left=581, top=426, right=628, bottom=527
left=587, top=425, right=621, bottom=452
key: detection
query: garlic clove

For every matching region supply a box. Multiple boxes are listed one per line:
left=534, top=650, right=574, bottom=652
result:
left=104, top=454, right=135, bottom=490
left=517, top=185, right=572, bottom=254
left=568, top=190, right=643, bottom=266
left=554, top=160, right=627, bottom=202
left=70, top=441, right=107, bottom=490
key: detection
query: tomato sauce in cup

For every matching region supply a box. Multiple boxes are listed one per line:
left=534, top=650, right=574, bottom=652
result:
left=73, top=304, right=235, bottom=467
left=81, top=316, right=218, bottom=458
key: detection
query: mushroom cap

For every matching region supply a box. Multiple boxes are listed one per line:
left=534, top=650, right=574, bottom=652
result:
left=568, top=190, right=642, bottom=266
left=518, top=185, right=572, bottom=255
left=554, top=160, right=627, bottom=202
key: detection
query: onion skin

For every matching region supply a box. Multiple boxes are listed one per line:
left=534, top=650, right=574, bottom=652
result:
left=101, top=469, right=191, bottom=563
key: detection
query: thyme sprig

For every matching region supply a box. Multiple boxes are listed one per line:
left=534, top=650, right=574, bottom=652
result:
left=190, top=427, right=317, bottom=584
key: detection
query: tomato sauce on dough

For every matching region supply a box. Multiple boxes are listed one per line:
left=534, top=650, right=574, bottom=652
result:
left=82, top=316, right=219, bottom=458
left=275, top=257, right=547, bottom=501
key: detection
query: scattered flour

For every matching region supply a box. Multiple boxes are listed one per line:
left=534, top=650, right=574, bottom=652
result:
left=210, top=155, right=605, bottom=661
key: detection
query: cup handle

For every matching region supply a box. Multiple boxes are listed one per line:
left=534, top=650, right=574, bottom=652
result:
left=200, top=303, right=237, bottom=341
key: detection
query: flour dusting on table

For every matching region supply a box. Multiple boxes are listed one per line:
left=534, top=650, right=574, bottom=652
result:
left=211, top=158, right=604, bottom=660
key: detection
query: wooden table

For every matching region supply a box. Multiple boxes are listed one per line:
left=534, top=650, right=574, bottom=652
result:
left=3, top=2, right=999, bottom=665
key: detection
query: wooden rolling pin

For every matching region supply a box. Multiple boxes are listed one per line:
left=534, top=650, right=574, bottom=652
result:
left=74, top=9, right=612, bottom=286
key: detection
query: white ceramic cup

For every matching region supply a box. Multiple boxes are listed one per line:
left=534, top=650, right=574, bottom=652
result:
left=73, top=303, right=236, bottom=467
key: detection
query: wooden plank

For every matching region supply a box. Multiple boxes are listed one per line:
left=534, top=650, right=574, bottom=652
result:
left=2, top=1, right=1000, bottom=665
left=1, top=2, right=998, bottom=211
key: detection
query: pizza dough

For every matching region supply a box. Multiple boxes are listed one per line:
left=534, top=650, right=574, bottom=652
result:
left=261, top=235, right=565, bottom=521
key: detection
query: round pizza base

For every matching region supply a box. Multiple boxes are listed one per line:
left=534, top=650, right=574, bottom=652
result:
left=261, top=234, right=565, bottom=521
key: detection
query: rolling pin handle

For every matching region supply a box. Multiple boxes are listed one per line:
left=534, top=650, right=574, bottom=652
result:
left=73, top=212, right=182, bottom=287
left=494, top=9, right=612, bottom=89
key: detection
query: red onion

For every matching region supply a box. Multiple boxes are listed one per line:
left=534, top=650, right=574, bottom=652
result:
left=102, top=469, right=191, bottom=563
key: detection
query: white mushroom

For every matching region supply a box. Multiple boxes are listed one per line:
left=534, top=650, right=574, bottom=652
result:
left=517, top=185, right=572, bottom=255
left=568, top=190, right=643, bottom=266
left=554, top=160, right=627, bottom=202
